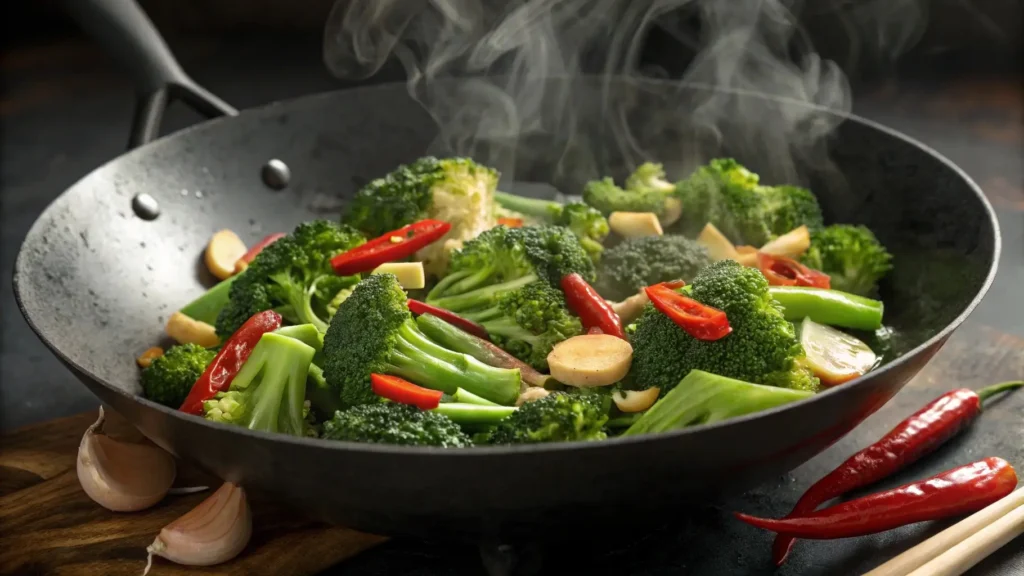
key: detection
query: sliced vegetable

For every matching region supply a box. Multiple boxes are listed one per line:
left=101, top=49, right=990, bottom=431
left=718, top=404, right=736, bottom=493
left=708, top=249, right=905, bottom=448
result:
left=696, top=222, right=740, bottom=261
left=769, top=286, right=884, bottom=331
left=547, top=334, right=633, bottom=388
left=165, top=312, right=220, bottom=348
left=608, top=290, right=650, bottom=326
left=408, top=299, right=489, bottom=340
left=645, top=282, right=732, bottom=341
left=372, top=262, right=426, bottom=289
left=234, top=232, right=285, bottom=273
left=661, top=197, right=683, bottom=227
left=562, top=273, right=626, bottom=340
left=736, top=457, right=1018, bottom=539
left=760, top=225, right=811, bottom=258
left=612, top=387, right=660, bottom=413
left=453, top=387, right=500, bottom=406
left=371, top=373, right=443, bottom=410
left=608, top=211, right=663, bottom=238
left=179, top=277, right=237, bottom=325
left=516, top=387, right=551, bottom=406
left=415, top=313, right=553, bottom=388
left=204, top=230, right=248, bottom=281
left=178, top=310, right=283, bottom=415
left=497, top=217, right=524, bottom=228
left=757, top=252, right=831, bottom=289
left=137, top=347, right=165, bottom=369
left=799, top=317, right=876, bottom=387
left=331, top=219, right=452, bottom=276
left=623, top=370, right=812, bottom=436
left=431, top=403, right=518, bottom=428
left=734, top=245, right=759, bottom=267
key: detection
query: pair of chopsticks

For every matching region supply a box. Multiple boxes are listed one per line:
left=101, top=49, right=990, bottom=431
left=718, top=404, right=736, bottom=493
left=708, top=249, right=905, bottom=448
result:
left=864, top=486, right=1024, bottom=576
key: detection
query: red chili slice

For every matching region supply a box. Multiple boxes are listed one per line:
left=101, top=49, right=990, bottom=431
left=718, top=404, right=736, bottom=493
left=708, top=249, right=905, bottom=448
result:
left=370, top=373, right=443, bottom=410
left=561, top=273, right=626, bottom=340
left=757, top=253, right=831, bottom=289
left=644, top=283, right=732, bottom=341
left=407, top=299, right=490, bottom=340
left=179, top=310, right=283, bottom=415
left=331, top=220, right=452, bottom=276
left=238, top=233, right=285, bottom=266
left=497, top=217, right=524, bottom=228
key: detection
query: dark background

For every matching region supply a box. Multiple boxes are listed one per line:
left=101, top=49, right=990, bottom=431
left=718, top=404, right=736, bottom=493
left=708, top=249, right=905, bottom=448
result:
left=2, top=1, right=1022, bottom=575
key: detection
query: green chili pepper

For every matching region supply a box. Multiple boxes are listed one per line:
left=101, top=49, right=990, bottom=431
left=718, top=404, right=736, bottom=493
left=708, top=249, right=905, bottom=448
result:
left=769, top=286, right=883, bottom=331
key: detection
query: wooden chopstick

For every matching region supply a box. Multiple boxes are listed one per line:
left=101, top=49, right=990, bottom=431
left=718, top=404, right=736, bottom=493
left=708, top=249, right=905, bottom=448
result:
left=864, top=486, right=1024, bottom=576
left=906, top=504, right=1024, bottom=576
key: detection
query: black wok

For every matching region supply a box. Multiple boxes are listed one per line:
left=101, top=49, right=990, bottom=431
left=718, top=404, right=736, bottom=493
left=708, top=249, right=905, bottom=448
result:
left=14, top=0, right=1000, bottom=541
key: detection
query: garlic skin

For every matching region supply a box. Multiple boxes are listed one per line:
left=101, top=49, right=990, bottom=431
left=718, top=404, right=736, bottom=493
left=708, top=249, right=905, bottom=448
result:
left=146, top=482, right=251, bottom=571
left=77, top=407, right=176, bottom=512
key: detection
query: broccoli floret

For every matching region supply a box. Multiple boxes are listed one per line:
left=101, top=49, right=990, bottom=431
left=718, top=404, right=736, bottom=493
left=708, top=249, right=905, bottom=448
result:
left=460, top=281, right=582, bottom=371
left=630, top=260, right=819, bottom=394
left=341, top=157, right=500, bottom=276
left=802, top=224, right=893, bottom=296
left=140, top=344, right=215, bottom=408
left=323, top=273, right=522, bottom=408
left=582, top=163, right=681, bottom=223
left=675, top=159, right=823, bottom=245
left=203, top=332, right=315, bottom=435
left=215, top=220, right=364, bottom=337
left=425, top=224, right=595, bottom=314
left=595, top=235, right=712, bottom=301
left=322, top=403, right=471, bottom=447
left=485, top=392, right=610, bottom=444
left=493, top=192, right=609, bottom=263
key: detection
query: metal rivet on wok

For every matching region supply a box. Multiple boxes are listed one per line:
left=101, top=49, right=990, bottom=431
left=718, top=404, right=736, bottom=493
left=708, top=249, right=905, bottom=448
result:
left=131, top=193, right=160, bottom=220
left=261, top=159, right=291, bottom=190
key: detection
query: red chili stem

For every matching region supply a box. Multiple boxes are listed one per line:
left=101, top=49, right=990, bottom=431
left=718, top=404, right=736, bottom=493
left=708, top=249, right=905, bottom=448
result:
left=179, top=310, right=282, bottom=415
left=740, top=457, right=1017, bottom=539
left=331, top=220, right=451, bottom=276
left=772, top=381, right=1024, bottom=565
left=561, top=273, right=626, bottom=340
left=407, top=299, right=490, bottom=340
left=370, top=373, right=443, bottom=410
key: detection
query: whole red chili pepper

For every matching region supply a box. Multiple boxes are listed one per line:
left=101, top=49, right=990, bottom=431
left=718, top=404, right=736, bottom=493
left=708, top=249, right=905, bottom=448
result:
left=331, top=220, right=452, bottom=276
left=644, top=282, right=732, bottom=341
left=178, top=310, right=282, bottom=415
left=371, top=373, right=444, bottom=410
left=757, top=252, right=831, bottom=289
left=561, top=273, right=626, bottom=340
left=407, top=299, right=490, bottom=340
left=737, top=457, right=1018, bottom=539
left=772, top=380, right=1023, bottom=565
left=235, top=232, right=285, bottom=272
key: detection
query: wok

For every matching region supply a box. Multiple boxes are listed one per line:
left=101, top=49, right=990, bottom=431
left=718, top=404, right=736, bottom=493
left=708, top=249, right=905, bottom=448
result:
left=14, top=0, right=1000, bottom=541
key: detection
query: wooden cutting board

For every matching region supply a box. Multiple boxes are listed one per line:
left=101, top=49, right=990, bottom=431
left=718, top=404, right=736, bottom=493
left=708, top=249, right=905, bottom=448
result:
left=0, top=409, right=387, bottom=576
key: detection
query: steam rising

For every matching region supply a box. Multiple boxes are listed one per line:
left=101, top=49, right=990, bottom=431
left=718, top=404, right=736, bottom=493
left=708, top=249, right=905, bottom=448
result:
left=324, top=0, right=927, bottom=189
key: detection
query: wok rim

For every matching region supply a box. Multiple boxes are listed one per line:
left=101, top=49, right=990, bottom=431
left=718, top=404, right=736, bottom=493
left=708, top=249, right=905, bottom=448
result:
left=12, top=78, right=1002, bottom=456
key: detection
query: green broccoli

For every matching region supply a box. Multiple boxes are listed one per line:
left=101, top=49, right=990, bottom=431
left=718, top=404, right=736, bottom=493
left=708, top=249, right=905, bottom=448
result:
left=629, top=259, right=819, bottom=394
left=340, top=157, right=500, bottom=276
left=322, top=403, right=471, bottom=447
left=215, top=220, right=365, bottom=337
left=140, top=344, right=215, bottom=408
left=203, top=332, right=315, bottom=435
left=674, top=159, right=823, bottom=245
left=802, top=224, right=893, bottom=296
left=594, top=235, right=712, bottom=301
left=323, top=273, right=522, bottom=408
left=485, top=391, right=610, bottom=444
left=493, top=192, right=609, bottom=262
left=425, top=224, right=595, bottom=314
left=582, top=163, right=682, bottom=224
left=459, top=281, right=582, bottom=371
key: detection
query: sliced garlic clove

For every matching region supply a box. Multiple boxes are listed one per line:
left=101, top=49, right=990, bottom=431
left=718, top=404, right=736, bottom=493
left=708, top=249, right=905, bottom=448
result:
left=205, top=229, right=248, bottom=281
left=612, top=387, right=661, bottom=413
left=516, top=387, right=551, bottom=406
left=165, top=311, right=220, bottom=348
left=145, top=482, right=252, bottom=573
left=77, top=407, right=176, bottom=512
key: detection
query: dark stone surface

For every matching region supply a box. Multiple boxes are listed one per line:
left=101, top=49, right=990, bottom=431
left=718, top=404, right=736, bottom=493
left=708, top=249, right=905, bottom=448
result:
left=2, top=37, right=1021, bottom=575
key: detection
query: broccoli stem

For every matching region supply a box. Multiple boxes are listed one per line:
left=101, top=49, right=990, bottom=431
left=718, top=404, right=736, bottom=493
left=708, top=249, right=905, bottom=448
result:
left=453, top=387, right=500, bottom=406
left=275, top=323, right=325, bottom=365
left=384, top=321, right=522, bottom=405
left=427, top=274, right=538, bottom=312
left=474, top=317, right=543, bottom=347
left=623, top=370, right=812, bottom=436
left=179, top=276, right=238, bottom=325
left=432, top=402, right=516, bottom=428
left=305, top=364, right=342, bottom=419
left=607, top=412, right=643, bottom=429
left=769, top=286, right=884, bottom=331
left=494, top=190, right=562, bottom=220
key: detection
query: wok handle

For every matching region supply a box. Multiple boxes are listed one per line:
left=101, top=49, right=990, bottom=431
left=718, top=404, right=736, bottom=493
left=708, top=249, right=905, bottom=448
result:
left=63, top=0, right=237, bottom=149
